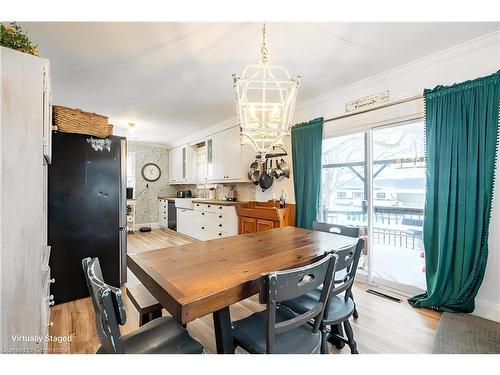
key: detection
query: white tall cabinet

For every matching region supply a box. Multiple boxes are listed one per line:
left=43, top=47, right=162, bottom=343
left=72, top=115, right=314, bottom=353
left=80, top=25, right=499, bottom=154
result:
left=0, top=47, right=52, bottom=353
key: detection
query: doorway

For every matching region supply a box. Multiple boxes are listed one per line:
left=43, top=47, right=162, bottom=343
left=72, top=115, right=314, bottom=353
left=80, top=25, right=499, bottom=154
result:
left=319, top=120, right=426, bottom=293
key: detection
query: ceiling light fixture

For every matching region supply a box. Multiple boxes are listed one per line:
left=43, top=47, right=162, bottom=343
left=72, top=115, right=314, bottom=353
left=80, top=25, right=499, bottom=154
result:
left=233, top=23, right=300, bottom=156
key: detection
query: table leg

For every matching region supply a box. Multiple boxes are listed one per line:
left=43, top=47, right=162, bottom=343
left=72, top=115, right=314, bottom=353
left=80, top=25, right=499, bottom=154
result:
left=213, top=307, right=234, bottom=354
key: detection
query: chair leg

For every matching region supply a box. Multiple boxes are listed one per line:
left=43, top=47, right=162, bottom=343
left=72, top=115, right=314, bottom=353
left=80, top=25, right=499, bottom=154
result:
left=343, top=320, right=358, bottom=354
left=327, top=324, right=345, bottom=349
left=350, top=291, right=359, bottom=319
left=320, top=326, right=329, bottom=354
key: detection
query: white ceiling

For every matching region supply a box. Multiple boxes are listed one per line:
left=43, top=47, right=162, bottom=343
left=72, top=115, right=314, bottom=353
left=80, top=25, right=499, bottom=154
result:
left=21, top=22, right=500, bottom=145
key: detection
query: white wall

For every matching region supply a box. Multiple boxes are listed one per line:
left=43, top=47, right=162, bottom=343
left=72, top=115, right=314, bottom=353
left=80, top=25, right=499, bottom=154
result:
left=176, top=30, right=500, bottom=320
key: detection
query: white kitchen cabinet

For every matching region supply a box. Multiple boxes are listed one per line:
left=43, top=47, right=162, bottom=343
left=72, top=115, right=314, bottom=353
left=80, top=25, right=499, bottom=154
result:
left=192, top=203, right=238, bottom=240
left=206, top=137, right=215, bottom=181
left=168, top=146, right=182, bottom=183
left=174, top=125, right=254, bottom=185
left=203, top=125, right=254, bottom=183
left=158, top=199, right=169, bottom=228
left=212, top=126, right=242, bottom=181
left=168, top=144, right=196, bottom=184
left=177, top=208, right=193, bottom=236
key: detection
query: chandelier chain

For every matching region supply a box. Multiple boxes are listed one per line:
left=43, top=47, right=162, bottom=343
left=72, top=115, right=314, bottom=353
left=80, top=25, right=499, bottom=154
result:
left=260, top=22, right=268, bottom=63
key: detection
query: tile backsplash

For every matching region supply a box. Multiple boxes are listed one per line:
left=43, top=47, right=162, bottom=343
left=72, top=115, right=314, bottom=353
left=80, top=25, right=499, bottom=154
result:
left=173, top=182, right=256, bottom=202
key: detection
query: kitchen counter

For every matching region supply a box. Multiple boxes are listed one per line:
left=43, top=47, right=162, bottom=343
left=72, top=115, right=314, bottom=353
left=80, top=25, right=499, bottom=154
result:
left=158, top=196, right=176, bottom=201
left=191, top=199, right=248, bottom=206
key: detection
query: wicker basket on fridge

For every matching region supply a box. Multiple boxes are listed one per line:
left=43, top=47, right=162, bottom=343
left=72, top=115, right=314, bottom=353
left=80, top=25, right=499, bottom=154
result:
left=52, top=105, right=113, bottom=138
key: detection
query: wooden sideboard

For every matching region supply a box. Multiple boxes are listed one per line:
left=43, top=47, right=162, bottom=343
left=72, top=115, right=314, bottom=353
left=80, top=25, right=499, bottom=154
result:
left=235, top=201, right=296, bottom=234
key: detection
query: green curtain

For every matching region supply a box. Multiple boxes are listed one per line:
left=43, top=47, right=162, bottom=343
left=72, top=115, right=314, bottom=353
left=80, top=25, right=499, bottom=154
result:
left=409, top=72, right=500, bottom=313
left=291, top=117, right=324, bottom=229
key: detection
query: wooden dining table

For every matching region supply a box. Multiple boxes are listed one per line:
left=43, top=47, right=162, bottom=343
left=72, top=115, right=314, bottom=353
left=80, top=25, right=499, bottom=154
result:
left=127, top=226, right=358, bottom=353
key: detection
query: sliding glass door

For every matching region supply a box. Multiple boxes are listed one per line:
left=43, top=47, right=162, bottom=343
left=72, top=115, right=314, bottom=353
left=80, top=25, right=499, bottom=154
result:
left=320, top=120, right=426, bottom=292
left=320, top=132, right=368, bottom=276
left=371, top=122, right=426, bottom=291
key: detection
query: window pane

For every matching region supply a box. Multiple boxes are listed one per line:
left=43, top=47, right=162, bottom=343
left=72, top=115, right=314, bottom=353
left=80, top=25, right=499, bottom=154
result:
left=373, top=122, right=424, bottom=161
left=372, top=121, right=426, bottom=290
left=320, top=132, right=368, bottom=276
left=320, top=132, right=367, bottom=227
left=322, top=133, right=365, bottom=164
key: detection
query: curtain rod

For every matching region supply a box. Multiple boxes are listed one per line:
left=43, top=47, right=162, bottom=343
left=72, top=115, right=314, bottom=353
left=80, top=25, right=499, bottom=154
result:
left=323, top=94, right=423, bottom=123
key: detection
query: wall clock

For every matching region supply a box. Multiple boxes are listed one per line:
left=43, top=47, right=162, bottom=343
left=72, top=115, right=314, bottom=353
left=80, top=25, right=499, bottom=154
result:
left=141, top=163, right=161, bottom=182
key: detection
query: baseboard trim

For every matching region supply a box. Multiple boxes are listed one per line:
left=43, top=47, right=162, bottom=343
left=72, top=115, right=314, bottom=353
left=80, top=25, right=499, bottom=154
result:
left=473, top=299, right=500, bottom=323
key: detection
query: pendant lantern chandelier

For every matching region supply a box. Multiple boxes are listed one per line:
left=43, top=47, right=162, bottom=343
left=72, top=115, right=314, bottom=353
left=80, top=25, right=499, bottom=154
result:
left=233, top=23, right=300, bottom=156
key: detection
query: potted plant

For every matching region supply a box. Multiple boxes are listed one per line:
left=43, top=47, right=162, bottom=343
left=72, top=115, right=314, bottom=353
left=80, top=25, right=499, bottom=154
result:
left=0, top=22, right=39, bottom=56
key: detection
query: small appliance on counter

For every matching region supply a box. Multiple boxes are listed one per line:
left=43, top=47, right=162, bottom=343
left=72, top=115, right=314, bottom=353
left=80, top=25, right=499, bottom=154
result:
left=226, top=185, right=237, bottom=202
left=176, top=190, right=192, bottom=198
left=208, top=187, right=216, bottom=200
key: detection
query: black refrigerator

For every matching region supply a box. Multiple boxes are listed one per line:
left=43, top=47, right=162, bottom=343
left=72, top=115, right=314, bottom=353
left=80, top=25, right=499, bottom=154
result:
left=48, top=132, right=127, bottom=304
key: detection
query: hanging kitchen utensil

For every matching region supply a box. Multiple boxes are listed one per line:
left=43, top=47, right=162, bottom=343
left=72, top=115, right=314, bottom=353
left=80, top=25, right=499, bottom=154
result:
left=248, top=159, right=259, bottom=180
left=278, top=158, right=290, bottom=178
left=274, top=158, right=284, bottom=179
left=259, top=159, right=273, bottom=191
left=250, top=160, right=262, bottom=185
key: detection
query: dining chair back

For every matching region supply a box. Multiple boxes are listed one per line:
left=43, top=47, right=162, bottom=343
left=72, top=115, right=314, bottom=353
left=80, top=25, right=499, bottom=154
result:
left=313, top=220, right=361, bottom=238
left=82, top=257, right=126, bottom=354
left=313, top=220, right=363, bottom=320
left=330, top=238, right=364, bottom=304
left=258, top=252, right=338, bottom=353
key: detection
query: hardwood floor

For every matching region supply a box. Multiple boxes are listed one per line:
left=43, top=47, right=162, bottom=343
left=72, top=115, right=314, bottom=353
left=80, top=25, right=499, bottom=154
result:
left=48, top=228, right=441, bottom=354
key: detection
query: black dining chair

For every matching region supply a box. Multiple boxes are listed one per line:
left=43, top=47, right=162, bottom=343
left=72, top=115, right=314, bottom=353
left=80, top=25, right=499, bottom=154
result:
left=313, top=220, right=361, bottom=238
left=282, top=238, right=364, bottom=354
left=313, top=220, right=361, bottom=319
left=82, top=257, right=204, bottom=354
left=231, top=253, right=338, bottom=354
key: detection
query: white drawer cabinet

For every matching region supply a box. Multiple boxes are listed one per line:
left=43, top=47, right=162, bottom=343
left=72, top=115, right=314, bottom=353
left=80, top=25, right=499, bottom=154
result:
left=193, top=202, right=233, bottom=214
left=158, top=199, right=169, bottom=228
left=192, top=203, right=238, bottom=240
